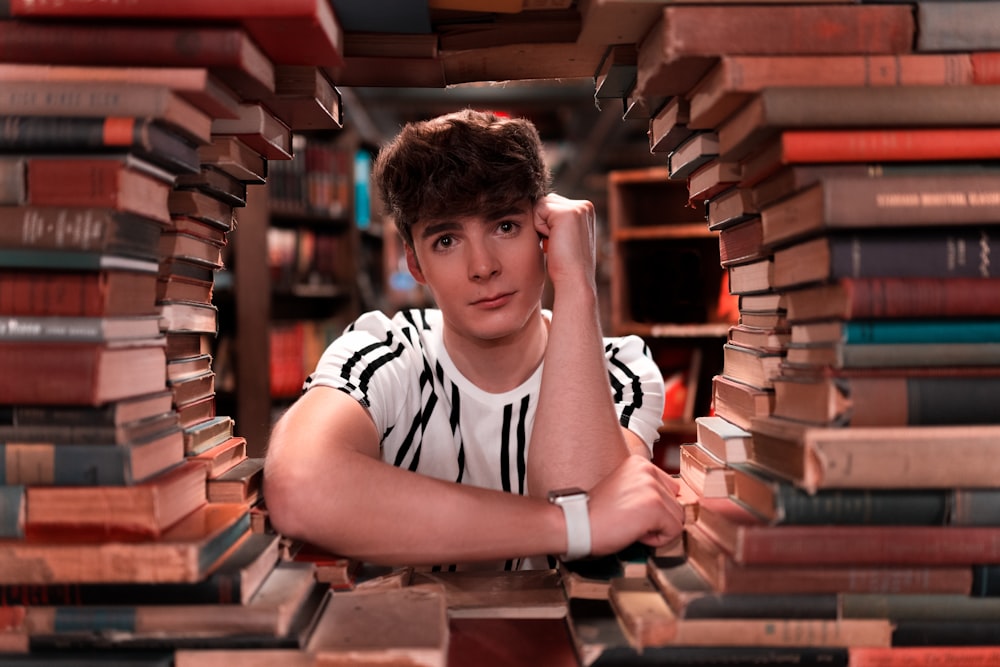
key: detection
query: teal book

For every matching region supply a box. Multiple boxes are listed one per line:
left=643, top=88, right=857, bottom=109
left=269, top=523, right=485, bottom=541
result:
left=840, top=319, right=1000, bottom=344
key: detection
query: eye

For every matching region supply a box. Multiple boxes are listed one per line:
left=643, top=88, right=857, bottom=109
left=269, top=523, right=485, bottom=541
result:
left=497, top=220, right=517, bottom=235
left=432, top=235, right=454, bottom=250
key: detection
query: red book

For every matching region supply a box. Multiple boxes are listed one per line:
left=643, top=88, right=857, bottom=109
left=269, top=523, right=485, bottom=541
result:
left=0, top=0, right=343, bottom=68
left=743, top=128, right=1000, bottom=187
left=849, top=646, right=1000, bottom=667
left=697, top=496, right=1000, bottom=567
left=0, top=21, right=275, bottom=100
left=0, top=268, right=158, bottom=318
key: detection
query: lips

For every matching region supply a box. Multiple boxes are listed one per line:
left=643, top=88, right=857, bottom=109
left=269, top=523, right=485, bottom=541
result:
left=472, top=292, right=514, bottom=308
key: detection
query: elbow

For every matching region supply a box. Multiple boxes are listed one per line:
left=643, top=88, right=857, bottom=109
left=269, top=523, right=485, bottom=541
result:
left=262, top=457, right=313, bottom=541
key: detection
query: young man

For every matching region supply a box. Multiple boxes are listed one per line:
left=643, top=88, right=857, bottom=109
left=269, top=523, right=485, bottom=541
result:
left=264, top=109, right=683, bottom=570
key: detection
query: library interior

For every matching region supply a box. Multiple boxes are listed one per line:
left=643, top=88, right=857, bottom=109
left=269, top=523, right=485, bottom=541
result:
left=2, top=1, right=1000, bottom=665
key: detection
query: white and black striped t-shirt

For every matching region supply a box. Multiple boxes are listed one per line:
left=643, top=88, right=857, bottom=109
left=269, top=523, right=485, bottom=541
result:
left=304, top=308, right=665, bottom=569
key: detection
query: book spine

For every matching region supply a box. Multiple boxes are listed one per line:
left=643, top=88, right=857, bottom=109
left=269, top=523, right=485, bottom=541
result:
left=829, top=230, right=995, bottom=280
left=0, top=157, right=25, bottom=205
left=917, top=2, right=1000, bottom=51
left=776, top=488, right=948, bottom=526
left=851, top=376, right=1000, bottom=427
left=972, top=564, right=1000, bottom=596
left=783, top=128, right=1000, bottom=163
left=844, top=277, right=1000, bottom=318
left=842, top=320, right=1000, bottom=344
left=0, top=116, right=139, bottom=151
left=0, top=485, right=25, bottom=539
left=850, top=646, right=1000, bottom=667
left=951, top=488, right=1000, bottom=526
left=0, top=443, right=133, bottom=485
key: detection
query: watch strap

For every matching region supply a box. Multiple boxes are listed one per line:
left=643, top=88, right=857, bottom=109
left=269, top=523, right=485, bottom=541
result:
left=555, top=494, right=591, bottom=561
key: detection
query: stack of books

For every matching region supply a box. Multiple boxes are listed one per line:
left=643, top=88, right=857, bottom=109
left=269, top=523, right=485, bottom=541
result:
left=0, top=4, right=347, bottom=662
left=568, top=3, right=1000, bottom=665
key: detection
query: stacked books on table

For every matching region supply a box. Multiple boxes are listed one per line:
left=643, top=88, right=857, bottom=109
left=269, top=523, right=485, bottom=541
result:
left=568, top=3, right=1000, bottom=666
left=0, top=4, right=346, bottom=662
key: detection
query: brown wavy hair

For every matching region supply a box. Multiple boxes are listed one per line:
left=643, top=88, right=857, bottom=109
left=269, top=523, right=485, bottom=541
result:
left=372, top=109, right=551, bottom=247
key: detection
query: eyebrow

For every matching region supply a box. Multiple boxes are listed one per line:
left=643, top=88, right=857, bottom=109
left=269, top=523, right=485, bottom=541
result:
left=419, top=205, right=529, bottom=241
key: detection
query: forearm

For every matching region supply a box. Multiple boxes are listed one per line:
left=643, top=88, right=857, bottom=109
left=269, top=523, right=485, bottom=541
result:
left=264, top=393, right=567, bottom=565
left=528, top=284, right=631, bottom=496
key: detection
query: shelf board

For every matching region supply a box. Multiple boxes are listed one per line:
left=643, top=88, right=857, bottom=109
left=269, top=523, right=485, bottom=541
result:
left=616, top=322, right=731, bottom=338
left=612, top=223, right=715, bottom=241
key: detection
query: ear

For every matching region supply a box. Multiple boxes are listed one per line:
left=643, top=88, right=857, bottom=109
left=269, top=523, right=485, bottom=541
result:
left=404, top=243, right=427, bottom=285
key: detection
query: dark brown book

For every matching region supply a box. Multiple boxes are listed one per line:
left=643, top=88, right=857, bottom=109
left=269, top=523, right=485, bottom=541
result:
left=25, top=460, right=207, bottom=539
left=168, top=190, right=237, bottom=232
left=0, top=502, right=250, bottom=584
left=158, top=271, right=215, bottom=306
left=783, top=277, right=1000, bottom=322
left=719, top=85, right=1000, bottom=161
left=168, top=369, right=216, bottom=407
left=0, top=21, right=275, bottom=100
left=760, top=174, right=1000, bottom=249
left=0, top=390, right=173, bottom=429
left=0, top=407, right=178, bottom=445
left=648, top=96, right=693, bottom=154
left=0, top=207, right=161, bottom=261
left=207, top=457, right=264, bottom=506
left=684, top=523, right=974, bottom=595
left=26, top=156, right=173, bottom=225
left=772, top=228, right=998, bottom=290
left=0, top=339, right=167, bottom=405
left=175, top=166, right=248, bottom=208
left=159, top=233, right=225, bottom=271
left=0, top=81, right=211, bottom=145
left=262, top=65, right=343, bottom=132
left=175, top=394, right=216, bottom=429
left=772, top=368, right=1000, bottom=427
left=635, top=4, right=914, bottom=99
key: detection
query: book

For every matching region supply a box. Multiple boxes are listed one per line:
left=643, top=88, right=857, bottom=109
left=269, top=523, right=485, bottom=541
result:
left=635, top=4, right=914, bottom=99
left=0, top=410, right=179, bottom=446
left=0, top=267, right=158, bottom=318
left=0, top=21, right=275, bottom=100
left=687, top=53, right=978, bottom=130
left=264, top=65, right=343, bottom=132
left=1, top=391, right=173, bottom=429
left=720, top=86, right=1000, bottom=161
left=1, top=426, right=184, bottom=486
left=743, top=130, right=1000, bottom=189
left=0, top=485, right=25, bottom=539
left=0, top=0, right=344, bottom=69
left=772, top=369, right=1000, bottom=427
left=0, top=64, right=240, bottom=121
left=0, top=156, right=25, bottom=205
left=0, top=339, right=167, bottom=405
left=25, top=459, right=206, bottom=539
left=168, top=190, right=236, bottom=232
left=0, top=81, right=211, bottom=145
left=718, top=217, right=765, bottom=267
left=706, top=186, right=756, bottom=230
left=22, top=562, right=318, bottom=641
left=771, top=228, right=997, bottom=290
left=25, top=156, right=173, bottom=225
left=696, top=495, right=1000, bottom=566
left=0, top=116, right=200, bottom=176
left=167, top=353, right=213, bottom=384
left=175, top=395, right=216, bottom=429
left=206, top=457, right=264, bottom=505
left=607, top=576, right=892, bottom=648
left=722, top=342, right=783, bottom=390
left=158, top=300, right=219, bottom=336
left=694, top=415, right=750, bottom=464
left=749, top=415, right=1000, bottom=493
left=196, top=136, right=268, bottom=184
left=183, top=416, right=234, bottom=456
left=0, top=206, right=163, bottom=262
left=726, top=257, right=774, bottom=295
left=849, top=647, right=1000, bottom=667
left=211, top=103, right=293, bottom=161
left=0, top=532, right=280, bottom=606
left=729, top=461, right=1000, bottom=527
left=0, top=502, right=249, bottom=584
left=728, top=323, right=789, bottom=353
left=784, top=339, right=1000, bottom=369
left=687, top=159, right=740, bottom=204
left=189, top=436, right=247, bottom=479
left=0, top=314, right=162, bottom=343
left=711, top=374, right=774, bottom=431
left=649, top=96, right=693, bottom=155
left=683, top=523, right=974, bottom=595
left=791, top=318, right=1000, bottom=345
left=678, top=444, right=731, bottom=499
left=783, top=277, right=1000, bottom=322
left=760, top=174, right=1000, bottom=249
left=175, top=167, right=247, bottom=209
left=169, top=370, right=216, bottom=408
left=667, top=132, right=717, bottom=180
left=916, top=1, right=1000, bottom=51
left=159, top=233, right=224, bottom=271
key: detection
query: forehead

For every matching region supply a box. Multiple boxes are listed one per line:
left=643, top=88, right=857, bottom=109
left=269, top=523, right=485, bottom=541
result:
left=414, top=201, right=532, bottom=239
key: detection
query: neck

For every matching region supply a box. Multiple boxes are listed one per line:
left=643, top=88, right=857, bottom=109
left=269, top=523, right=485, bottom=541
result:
left=443, top=308, right=549, bottom=394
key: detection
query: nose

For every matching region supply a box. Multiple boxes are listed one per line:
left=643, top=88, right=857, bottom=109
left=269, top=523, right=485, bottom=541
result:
left=468, top=239, right=501, bottom=281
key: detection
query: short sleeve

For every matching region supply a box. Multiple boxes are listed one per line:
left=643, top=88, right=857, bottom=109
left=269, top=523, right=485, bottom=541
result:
left=606, top=334, right=665, bottom=453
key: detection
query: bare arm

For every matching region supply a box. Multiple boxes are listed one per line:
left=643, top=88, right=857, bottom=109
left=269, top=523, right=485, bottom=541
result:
left=528, top=194, right=651, bottom=497
left=264, top=386, right=681, bottom=564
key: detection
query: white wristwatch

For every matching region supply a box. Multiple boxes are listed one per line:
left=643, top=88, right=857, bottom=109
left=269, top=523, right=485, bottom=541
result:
left=548, top=487, right=592, bottom=561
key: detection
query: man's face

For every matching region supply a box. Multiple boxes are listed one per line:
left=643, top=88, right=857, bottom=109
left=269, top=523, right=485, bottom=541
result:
left=405, top=199, right=547, bottom=345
